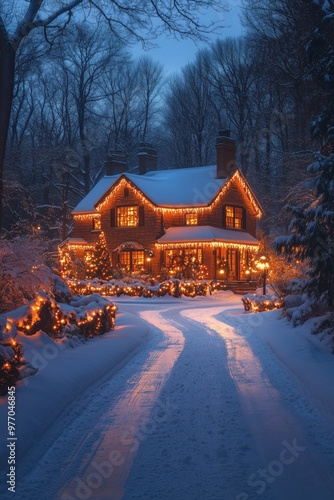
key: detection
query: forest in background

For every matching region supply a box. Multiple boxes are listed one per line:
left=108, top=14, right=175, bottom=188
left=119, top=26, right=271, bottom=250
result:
left=1, top=0, right=331, bottom=244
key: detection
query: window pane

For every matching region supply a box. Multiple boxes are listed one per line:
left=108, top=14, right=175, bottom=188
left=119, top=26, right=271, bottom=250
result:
left=235, top=218, right=242, bottom=228
left=226, top=206, right=234, bottom=217
left=119, top=251, right=131, bottom=270
left=93, top=218, right=101, bottom=230
left=117, top=206, right=139, bottom=227
left=185, top=213, right=198, bottom=225
left=225, top=206, right=244, bottom=229
left=132, top=251, right=144, bottom=270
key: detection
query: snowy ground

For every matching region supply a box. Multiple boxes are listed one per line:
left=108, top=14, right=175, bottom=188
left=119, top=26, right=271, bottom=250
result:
left=1, top=291, right=334, bottom=500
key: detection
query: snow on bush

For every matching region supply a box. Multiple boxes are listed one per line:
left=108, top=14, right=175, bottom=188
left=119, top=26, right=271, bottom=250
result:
left=0, top=237, right=66, bottom=313
left=242, top=293, right=283, bottom=312
left=6, top=291, right=117, bottom=340
left=65, top=277, right=215, bottom=298
left=0, top=292, right=117, bottom=395
left=0, top=316, right=37, bottom=396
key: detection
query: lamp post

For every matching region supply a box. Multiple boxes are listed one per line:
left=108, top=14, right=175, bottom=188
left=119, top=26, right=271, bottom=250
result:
left=255, top=255, right=270, bottom=295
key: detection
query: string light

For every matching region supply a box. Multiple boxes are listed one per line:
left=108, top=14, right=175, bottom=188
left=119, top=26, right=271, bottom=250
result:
left=156, top=241, right=259, bottom=251
left=73, top=214, right=101, bottom=221
left=79, top=169, right=263, bottom=217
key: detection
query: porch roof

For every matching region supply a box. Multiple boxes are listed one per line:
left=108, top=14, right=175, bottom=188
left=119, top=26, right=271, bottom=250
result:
left=59, top=238, right=90, bottom=248
left=156, top=226, right=259, bottom=247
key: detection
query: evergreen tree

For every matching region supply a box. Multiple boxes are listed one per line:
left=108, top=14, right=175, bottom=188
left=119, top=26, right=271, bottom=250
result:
left=275, top=2, right=334, bottom=308
left=86, top=235, right=113, bottom=280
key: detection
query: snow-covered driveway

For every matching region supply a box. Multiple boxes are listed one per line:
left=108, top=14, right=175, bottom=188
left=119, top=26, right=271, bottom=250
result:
left=10, top=294, right=334, bottom=500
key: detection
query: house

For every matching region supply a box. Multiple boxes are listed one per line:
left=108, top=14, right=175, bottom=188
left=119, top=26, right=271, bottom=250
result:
left=60, top=130, right=262, bottom=283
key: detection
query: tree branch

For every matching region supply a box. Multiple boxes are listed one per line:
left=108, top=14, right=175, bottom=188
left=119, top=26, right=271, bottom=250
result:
left=11, top=0, right=84, bottom=50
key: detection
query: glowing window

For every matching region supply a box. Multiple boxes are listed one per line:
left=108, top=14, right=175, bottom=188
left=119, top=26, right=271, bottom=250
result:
left=93, top=218, right=101, bottom=230
left=225, top=206, right=244, bottom=229
left=132, top=251, right=145, bottom=270
left=117, top=206, right=139, bottom=227
left=185, top=213, right=198, bottom=225
left=184, top=248, right=203, bottom=264
left=119, top=251, right=131, bottom=270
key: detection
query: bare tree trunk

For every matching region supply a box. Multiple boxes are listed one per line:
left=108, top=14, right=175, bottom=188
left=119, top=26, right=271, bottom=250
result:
left=0, top=35, right=15, bottom=229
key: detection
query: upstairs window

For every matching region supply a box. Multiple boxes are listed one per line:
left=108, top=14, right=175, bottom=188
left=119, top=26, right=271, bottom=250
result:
left=92, top=218, right=101, bottom=230
left=185, top=213, right=198, bottom=225
left=225, top=206, right=245, bottom=229
left=117, top=206, right=139, bottom=227
left=124, top=187, right=129, bottom=197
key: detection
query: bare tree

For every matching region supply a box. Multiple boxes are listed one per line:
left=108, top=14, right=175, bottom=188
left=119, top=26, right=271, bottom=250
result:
left=54, top=23, right=123, bottom=193
left=0, top=0, right=228, bottom=229
left=137, top=56, right=164, bottom=142
left=165, top=50, right=218, bottom=168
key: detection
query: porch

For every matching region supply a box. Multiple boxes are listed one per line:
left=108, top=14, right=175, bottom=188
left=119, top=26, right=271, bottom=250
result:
left=156, top=225, right=260, bottom=282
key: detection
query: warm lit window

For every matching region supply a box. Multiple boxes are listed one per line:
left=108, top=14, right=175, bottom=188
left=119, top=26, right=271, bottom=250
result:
left=119, top=250, right=144, bottom=271
left=117, top=206, right=139, bottom=227
left=184, top=248, right=203, bottom=264
left=225, top=206, right=244, bottom=229
left=185, top=213, right=198, bottom=225
left=132, top=251, right=144, bottom=270
left=93, top=218, right=101, bottom=230
left=119, top=251, right=131, bottom=270
left=166, top=248, right=203, bottom=267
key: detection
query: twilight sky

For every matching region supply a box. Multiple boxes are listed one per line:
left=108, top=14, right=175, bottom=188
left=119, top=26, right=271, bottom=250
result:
left=132, top=0, right=244, bottom=75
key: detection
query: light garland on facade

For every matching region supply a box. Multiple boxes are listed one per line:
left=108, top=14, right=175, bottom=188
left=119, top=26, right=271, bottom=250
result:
left=73, top=213, right=101, bottom=221
left=155, top=241, right=259, bottom=251
left=89, top=169, right=262, bottom=218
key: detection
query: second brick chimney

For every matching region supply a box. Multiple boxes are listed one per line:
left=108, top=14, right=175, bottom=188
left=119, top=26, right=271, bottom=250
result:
left=216, top=130, right=237, bottom=179
left=105, top=150, right=127, bottom=176
left=138, top=143, right=158, bottom=175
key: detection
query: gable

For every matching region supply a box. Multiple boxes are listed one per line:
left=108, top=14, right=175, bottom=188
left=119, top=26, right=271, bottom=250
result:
left=72, top=165, right=262, bottom=218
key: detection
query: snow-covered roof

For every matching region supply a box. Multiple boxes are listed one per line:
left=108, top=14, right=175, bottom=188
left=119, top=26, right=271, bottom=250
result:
left=157, top=226, right=259, bottom=246
left=73, top=165, right=227, bottom=214
left=59, top=238, right=89, bottom=248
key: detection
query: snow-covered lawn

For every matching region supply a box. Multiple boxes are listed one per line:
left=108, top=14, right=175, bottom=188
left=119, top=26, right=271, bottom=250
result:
left=1, top=291, right=334, bottom=500
left=0, top=312, right=148, bottom=470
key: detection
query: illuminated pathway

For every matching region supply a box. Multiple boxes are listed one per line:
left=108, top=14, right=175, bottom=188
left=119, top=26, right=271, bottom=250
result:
left=13, top=296, right=334, bottom=500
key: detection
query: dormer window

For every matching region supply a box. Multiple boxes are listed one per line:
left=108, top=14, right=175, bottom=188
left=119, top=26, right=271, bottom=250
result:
left=225, top=206, right=244, bottom=229
left=185, top=213, right=198, bottom=225
left=92, top=218, right=101, bottom=230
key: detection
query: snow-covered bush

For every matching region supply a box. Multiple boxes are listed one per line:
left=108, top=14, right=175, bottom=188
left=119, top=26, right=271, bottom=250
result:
left=311, top=313, right=334, bottom=351
left=0, top=237, right=55, bottom=313
left=254, top=233, right=307, bottom=298
left=242, top=293, right=283, bottom=312
left=6, top=292, right=117, bottom=340
left=0, top=316, right=37, bottom=396
left=65, top=277, right=212, bottom=298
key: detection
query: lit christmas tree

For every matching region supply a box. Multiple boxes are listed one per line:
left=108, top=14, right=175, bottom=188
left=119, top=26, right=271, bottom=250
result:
left=86, top=234, right=113, bottom=280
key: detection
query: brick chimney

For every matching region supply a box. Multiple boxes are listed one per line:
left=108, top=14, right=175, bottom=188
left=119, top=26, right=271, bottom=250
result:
left=105, top=150, right=127, bottom=176
left=138, top=143, right=158, bottom=175
left=216, top=130, right=237, bottom=179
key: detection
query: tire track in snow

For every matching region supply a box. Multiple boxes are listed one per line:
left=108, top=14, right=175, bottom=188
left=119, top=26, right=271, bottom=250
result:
left=123, top=304, right=262, bottom=500
left=13, top=307, right=184, bottom=500
left=182, top=305, right=334, bottom=500
left=58, top=308, right=185, bottom=500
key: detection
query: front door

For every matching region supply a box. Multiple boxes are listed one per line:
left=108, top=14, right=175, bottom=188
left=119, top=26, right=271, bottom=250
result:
left=227, top=249, right=238, bottom=280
